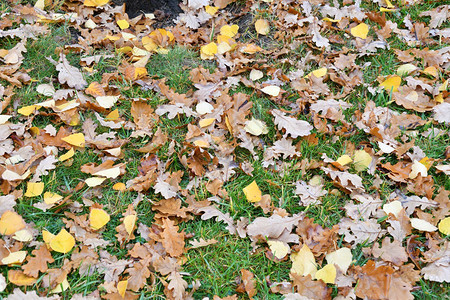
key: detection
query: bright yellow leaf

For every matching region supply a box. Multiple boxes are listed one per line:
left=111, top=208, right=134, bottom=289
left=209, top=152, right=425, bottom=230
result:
left=43, top=192, right=63, bottom=205
left=49, top=228, right=75, bottom=253
left=62, top=133, right=85, bottom=147
left=315, top=264, right=336, bottom=284
left=291, top=244, right=317, bottom=277
left=18, top=105, right=41, bottom=116
left=113, top=182, right=126, bottom=192
left=0, top=211, right=26, bottom=236
left=423, top=66, right=438, bottom=78
left=84, top=0, right=109, bottom=7
left=268, top=240, right=290, bottom=259
left=117, top=280, right=128, bottom=298
left=200, top=42, right=218, bottom=60
left=220, top=24, right=239, bottom=38
left=353, top=150, right=372, bottom=172
left=205, top=5, right=218, bottom=15
left=255, top=19, right=270, bottom=35
left=438, top=217, right=450, bottom=235
left=243, top=180, right=262, bottom=202
left=90, top=208, right=110, bottom=230
left=351, top=23, right=369, bottom=39
left=305, top=67, right=328, bottom=79
left=380, top=75, right=401, bottom=93
left=51, top=278, right=70, bottom=293
left=106, top=109, right=119, bottom=120
left=24, top=182, right=45, bottom=197
left=336, top=154, right=352, bottom=166
left=42, top=230, right=55, bottom=248
left=199, top=118, right=215, bottom=128
left=59, top=148, right=74, bottom=162
left=117, top=19, right=129, bottom=30
left=124, top=214, right=137, bottom=235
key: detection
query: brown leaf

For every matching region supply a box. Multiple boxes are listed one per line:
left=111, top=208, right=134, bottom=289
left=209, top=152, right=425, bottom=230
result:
left=291, top=273, right=331, bottom=299
left=47, top=53, right=87, bottom=90
left=161, top=218, right=185, bottom=257
left=125, top=258, right=151, bottom=292
left=22, top=246, right=54, bottom=278
left=354, top=260, right=394, bottom=299
left=372, top=237, right=408, bottom=266
left=236, top=269, right=257, bottom=298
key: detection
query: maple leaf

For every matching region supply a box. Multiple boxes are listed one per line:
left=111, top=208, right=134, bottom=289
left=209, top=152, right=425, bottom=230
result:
left=22, top=246, right=54, bottom=278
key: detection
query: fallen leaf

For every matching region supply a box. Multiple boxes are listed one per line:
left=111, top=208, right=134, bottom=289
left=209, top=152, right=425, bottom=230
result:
left=84, top=0, right=109, bottom=7
left=243, top=181, right=262, bottom=202
left=8, top=270, right=37, bottom=286
left=62, top=133, right=85, bottom=147
left=49, top=228, right=75, bottom=253
left=124, top=214, right=137, bottom=235
left=261, top=85, right=280, bottom=96
left=255, top=19, right=270, bottom=35
left=24, top=182, right=44, bottom=197
left=220, top=24, right=239, bottom=38
left=353, top=150, right=372, bottom=172
left=351, top=23, right=369, bottom=39
left=315, top=264, right=336, bottom=284
left=90, top=208, right=110, bottom=230
left=325, top=247, right=352, bottom=273
left=244, top=118, right=268, bottom=136
left=380, top=75, right=401, bottom=92
left=410, top=218, right=437, bottom=232
left=268, top=240, right=290, bottom=259
left=291, top=244, right=317, bottom=277
left=1, top=251, right=27, bottom=265
left=438, top=217, right=450, bottom=235
left=0, top=211, right=26, bottom=235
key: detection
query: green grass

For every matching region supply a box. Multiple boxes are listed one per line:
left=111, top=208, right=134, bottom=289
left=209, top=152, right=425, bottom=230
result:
left=1, top=1, right=449, bottom=299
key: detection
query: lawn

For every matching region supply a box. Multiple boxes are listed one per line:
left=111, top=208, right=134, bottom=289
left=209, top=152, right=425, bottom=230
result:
left=0, top=0, right=448, bottom=299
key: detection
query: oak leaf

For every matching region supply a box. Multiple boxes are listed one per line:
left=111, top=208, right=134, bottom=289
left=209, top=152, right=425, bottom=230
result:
left=47, top=53, right=87, bottom=90
left=22, top=246, right=54, bottom=278
left=272, top=109, right=313, bottom=138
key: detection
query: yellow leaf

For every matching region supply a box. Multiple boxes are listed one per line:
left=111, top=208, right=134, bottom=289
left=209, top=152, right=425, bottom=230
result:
left=106, top=109, right=119, bottom=120
left=124, top=214, right=137, bottom=235
left=142, top=36, right=158, bottom=52
left=268, top=240, right=290, bottom=259
left=243, top=180, right=262, bottom=202
left=323, top=17, right=340, bottom=22
left=113, top=182, right=126, bottom=191
left=291, top=244, right=317, bottom=277
left=117, top=19, right=129, bottom=30
left=43, top=192, right=63, bottom=205
left=90, top=208, right=110, bottom=230
left=49, top=228, right=75, bottom=253
left=1, top=251, right=27, bottom=265
left=305, top=67, right=328, bottom=79
left=93, top=166, right=121, bottom=179
left=105, top=147, right=121, bottom=157
left=353, top=150, right=372, bottom=172
left=435, top=93, right=444, bottom=103
left=199, top=118, right=215, bottom=128
left=419, top=156, right=433, bottom=170
left=410, top=218, right=437, bottom=232
left=242, top=43, right=262, bottom=54
left=117, top=280, right=128, bottom=298
left=24, top=182, right=45, bottom=198
left=217, top=42, right=232, bottom=55
left=383, top=200, right=402, bottom=218
left=350, top=23, right=369, bottom=39
left=200, top=42, right=218, bottom=60
left=336, top=154, right=352, bottom=166
left=380, top=75, right=401, bottom=93
left=438, top=217, right=450, bottom=235
left=244, top=118, right=268, bottom=136
left=35, top=0, right=45, bottom=9
left=220, top=24, right=239, bottom=38
left=385, top=0, right=395, bottom=8
left=18, top=105, right=41, bottom=116
left=260, top=85, right=280, bottom=96
left=42, top=230, right=55, bottom=247
left=8, top=270, right=37, bottom=286
left=423, top=66, right=438, bottom=78
left=59, top=148, right=74, bottom=162
left=116, top=46, right=133, bottom=54
left=255, top=19, right=270, bottom=35
left=62, top=133, right=85, bottom=147
left=134, top=67, right=148, bottom=79
left=205, top=5, right=218, bottom=15
left=150, top=28, right=174, bottom=41
left=12, top=229, right=33, bottom=242
left=325, top=247, right=353, bottom=273
left=315, top=264, right=336, bottom=284
left=439, top=79, right=448, bottom=92
left=83, top=0, right=109, bottom=7
left=193, top=139, right=210, bottom=148
left=85, top=177, right=107, bottom=187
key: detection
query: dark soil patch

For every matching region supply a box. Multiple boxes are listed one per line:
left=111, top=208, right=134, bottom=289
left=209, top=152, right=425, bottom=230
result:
left=113, top=0, right=182, bottom=19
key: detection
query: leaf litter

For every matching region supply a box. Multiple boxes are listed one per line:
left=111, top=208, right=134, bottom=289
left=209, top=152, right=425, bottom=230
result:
left=0, top=0, right=449, bottom=299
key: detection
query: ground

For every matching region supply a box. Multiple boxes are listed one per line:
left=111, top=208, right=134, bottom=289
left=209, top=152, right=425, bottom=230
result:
left=0, top=0, right=449, bottom=299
